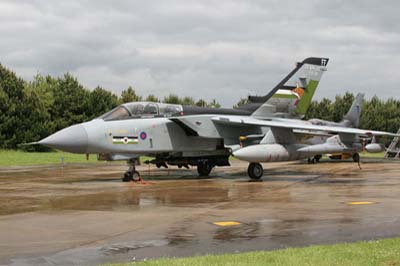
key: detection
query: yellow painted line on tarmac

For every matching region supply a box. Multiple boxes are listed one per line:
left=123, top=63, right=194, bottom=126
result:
left=347, top=201, right=376, bottom=205
left=213, top=221, right=241, bottom=227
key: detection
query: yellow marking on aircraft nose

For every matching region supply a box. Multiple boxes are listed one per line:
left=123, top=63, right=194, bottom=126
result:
left=117, top=129, right=128, bottom=134
left=347, top=201, right=376, bottom=205
left=213, top=221, right=241, bottom=227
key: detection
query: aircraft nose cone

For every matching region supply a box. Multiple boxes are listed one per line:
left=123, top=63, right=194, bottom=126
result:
left=39, top=124, right=88, bottom=153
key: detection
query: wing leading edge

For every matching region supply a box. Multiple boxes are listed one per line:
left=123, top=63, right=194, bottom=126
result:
left=211, top=116, right=400, bottom=138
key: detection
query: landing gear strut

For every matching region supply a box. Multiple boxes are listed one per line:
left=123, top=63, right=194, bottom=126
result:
left=353, top=153, right=361, bottom=169
left=122, top=159, right=142, bottom=182
left=352, top=153, right=360, bottom=162
left=248, top=163, right=263, bottom=180
left=197, top=161, right=213, bottom=177
left=308, top=154, right=322, bottom=164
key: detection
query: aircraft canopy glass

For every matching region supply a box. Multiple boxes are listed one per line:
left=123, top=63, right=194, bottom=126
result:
left=101, top=102, right=183, bottom=121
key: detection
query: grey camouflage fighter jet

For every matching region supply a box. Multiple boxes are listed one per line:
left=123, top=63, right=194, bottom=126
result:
left=232, top=94, right=397, bottom=179
left=37, top=57, right=329, bottom=181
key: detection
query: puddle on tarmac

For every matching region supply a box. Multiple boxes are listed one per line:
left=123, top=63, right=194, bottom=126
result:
left=213, top=222, right=260, bottom=241
left=0, top=162, right=391, bottom=215
left=42, top=185, right=233, bottom=212
left=100, top=239, right=169, bottom=255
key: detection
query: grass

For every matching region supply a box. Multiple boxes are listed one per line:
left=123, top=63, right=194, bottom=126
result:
left=0, top=149, right=388, bottom=167
left=105, top=238, right=400, bottom=266
left=360, top=151, right=386, bottom=158
left=0, top=149, right=100, bottom=166
left=0, top=150, right=155, bottom=166
left=320, top=151, right=385, bottom=160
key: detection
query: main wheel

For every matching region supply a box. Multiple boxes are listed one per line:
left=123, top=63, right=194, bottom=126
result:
left=197, top=162, right=212, bottom=176
left=122, top=171, right=133, bottom=182
left=132, top=171, right=141, bottom=182
left=314, top=154, right=322, bottom=163
left=353, top=153, right=360, bottom=163
left=248, top=163, right=263, bottom=180
left=122, top=171, right=141, bottom=182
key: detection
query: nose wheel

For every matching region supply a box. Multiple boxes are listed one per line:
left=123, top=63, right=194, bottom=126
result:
left=248, top=163, right=263, bottom=180
left=122, top=159, right=143, bottom=182
left=122, top=170, right=141, bottom=182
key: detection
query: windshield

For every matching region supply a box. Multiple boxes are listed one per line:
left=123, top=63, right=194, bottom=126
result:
left=102, top=106, right=131, bottom=121
left=99, top=102, right=183, bottom=121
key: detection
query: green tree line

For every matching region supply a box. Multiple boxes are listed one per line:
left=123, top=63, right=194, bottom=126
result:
left=1, top=63, right=400, bottom=150
left=305, top=92, right=400, bottom=135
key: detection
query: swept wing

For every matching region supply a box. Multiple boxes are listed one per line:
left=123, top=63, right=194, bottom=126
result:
left=211, top=116, right=400, bottom=138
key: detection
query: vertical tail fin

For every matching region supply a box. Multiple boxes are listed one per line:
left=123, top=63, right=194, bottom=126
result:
left=342, top=93, right=364, bottom=127
left=251, top=57, right=329, bottom=118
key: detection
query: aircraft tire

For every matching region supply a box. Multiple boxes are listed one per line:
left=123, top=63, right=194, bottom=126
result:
left=122, top=172, right=133, bottom=182
left=132, top=171, right=141, bottom=182
left=197, top=162, right=212, bottom=176
left=314, top=154, right=322, bottom=163
left=248, top=163, right=263, bottom=180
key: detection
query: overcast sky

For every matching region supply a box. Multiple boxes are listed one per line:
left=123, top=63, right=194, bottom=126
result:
left=1, top=0, right=399, bottom=106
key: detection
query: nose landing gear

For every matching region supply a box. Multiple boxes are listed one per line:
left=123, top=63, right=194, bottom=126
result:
left=122, top=159, right=144, bottom=183
left=122, top=168, right=141, bottom=182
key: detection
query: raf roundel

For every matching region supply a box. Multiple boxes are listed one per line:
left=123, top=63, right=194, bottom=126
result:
left=140, top=132, right=147, bottom=140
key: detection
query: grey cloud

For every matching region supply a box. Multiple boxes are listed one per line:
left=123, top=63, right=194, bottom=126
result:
left=0, top=0, right=399, bottom=106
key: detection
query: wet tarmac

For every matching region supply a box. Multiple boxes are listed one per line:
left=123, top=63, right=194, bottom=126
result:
left=1, top=159, right=400, bottom=265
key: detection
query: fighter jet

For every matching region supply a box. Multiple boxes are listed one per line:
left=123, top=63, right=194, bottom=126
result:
left=238, top=93, right=366, bottom=158
left=281, top=92, right=366, bottom=163
left=232, top=113, right=395, bottom=180
left=306, top=93, right=365, bottom=162
left=36, top=57, right=329, bottom=181
left=302, top=93, right=387, bottom=163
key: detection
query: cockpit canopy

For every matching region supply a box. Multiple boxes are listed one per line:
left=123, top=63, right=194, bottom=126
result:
left=100, top=102, right=183, bottom=121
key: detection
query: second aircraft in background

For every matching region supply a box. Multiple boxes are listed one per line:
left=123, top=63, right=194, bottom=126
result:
left=232, top=93, right=392, bottom=179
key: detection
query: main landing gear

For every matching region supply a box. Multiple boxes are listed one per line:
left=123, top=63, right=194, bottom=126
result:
left=308, top=154, right=322, bottom=164
left=122, top=159, right=143, bottom=182
left=353, top=152, right=361, bottom=169
left=314, top=154, right=322, bottom=163
left=352, top=152, right=360, bottom=163
left=197, top=161, right=213, bottom=177
left=248, top=163, right=263, bottom=180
